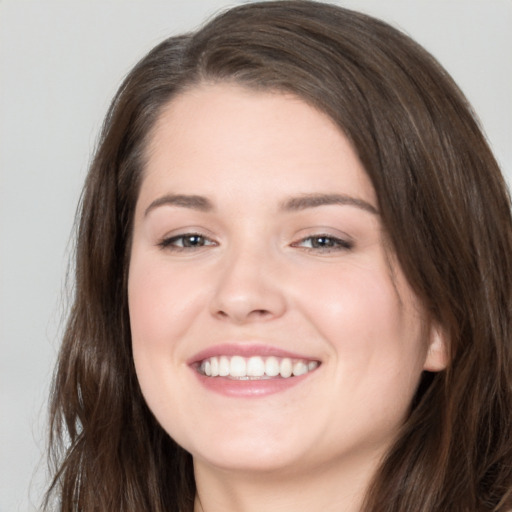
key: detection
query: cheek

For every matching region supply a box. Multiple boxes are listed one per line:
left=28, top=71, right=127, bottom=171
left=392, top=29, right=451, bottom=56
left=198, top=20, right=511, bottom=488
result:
left=300, top=263, right=401, bottom=339
left=127, top=252, right=207, bottom=431
left=128, top=252, right=206, bottom=351
left=127, top=250, right=201, bottom=399
left=303, top=264, right=428, bottom=431
left=296, top=261, right=427, bottom=383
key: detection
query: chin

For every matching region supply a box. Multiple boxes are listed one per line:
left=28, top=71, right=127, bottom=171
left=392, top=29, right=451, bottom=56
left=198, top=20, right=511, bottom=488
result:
left=172, top=416, right=309, bottom=473
left=192, top=443, right=309, bottom=476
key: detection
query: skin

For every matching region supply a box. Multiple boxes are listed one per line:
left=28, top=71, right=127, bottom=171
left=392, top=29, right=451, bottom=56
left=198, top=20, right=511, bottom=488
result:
left=128, top=83, right=447, bottom=512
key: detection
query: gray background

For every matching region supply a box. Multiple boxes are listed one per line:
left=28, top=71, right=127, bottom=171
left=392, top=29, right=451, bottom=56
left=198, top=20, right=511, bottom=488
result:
left=1, top=1, right=511, bottom=510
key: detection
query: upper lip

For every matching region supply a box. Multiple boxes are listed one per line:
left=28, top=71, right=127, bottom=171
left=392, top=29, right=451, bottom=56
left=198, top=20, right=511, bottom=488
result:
left=187, top=343, right=319, bottom=365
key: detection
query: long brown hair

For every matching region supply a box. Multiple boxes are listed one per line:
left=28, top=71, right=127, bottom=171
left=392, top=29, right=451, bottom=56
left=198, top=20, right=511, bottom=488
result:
left=45, top=2, right=512, bottom=510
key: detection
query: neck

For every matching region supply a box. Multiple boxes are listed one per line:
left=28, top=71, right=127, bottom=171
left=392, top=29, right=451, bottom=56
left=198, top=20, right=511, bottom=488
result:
left=193, top=452, right=382, bottom=512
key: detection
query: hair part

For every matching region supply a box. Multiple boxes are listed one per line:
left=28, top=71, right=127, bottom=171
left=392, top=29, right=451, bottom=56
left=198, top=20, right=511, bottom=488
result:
left=45, top=2, right=512, bottom=511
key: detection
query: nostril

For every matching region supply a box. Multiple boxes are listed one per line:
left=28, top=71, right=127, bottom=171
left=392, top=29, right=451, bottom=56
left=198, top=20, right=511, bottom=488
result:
left=210, top=275, right=287, bottom=322
left=214, top=308, right=273, bottom=323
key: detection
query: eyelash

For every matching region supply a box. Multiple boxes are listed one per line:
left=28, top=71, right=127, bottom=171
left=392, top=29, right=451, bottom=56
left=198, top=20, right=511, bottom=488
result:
left=158, top=233, right=353, bottom=253
left=292, top=234, right=353, bottom=253
left=158, top=233, right=216, bottom=251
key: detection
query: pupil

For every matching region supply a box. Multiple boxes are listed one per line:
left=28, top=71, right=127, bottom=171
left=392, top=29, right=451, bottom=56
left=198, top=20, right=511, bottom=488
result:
left=313, top=236, right=332, bottom=247
left=184, top=235, right=202, bottom=247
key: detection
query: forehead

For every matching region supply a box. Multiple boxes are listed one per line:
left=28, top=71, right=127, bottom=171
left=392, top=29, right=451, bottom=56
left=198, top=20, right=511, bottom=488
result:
left=140, top=82, right=376, bottom=208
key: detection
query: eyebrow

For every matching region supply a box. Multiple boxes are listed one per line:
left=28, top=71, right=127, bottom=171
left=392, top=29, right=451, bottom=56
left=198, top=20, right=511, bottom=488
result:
left=144, top=192, right=378, bottom=217
left=144, top=194, right=214, bottom=217
left=281, top=193, right=378, bottom=214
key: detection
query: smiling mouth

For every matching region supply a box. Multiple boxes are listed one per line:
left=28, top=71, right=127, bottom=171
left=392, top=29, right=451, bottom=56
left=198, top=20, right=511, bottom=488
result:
left=197, top=355, right=320, bottom=380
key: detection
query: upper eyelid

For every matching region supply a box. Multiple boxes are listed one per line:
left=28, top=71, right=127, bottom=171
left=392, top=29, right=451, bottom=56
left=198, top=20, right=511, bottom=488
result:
left=292, top=234, right=353, bottom=248
left=167, top=232, right=214, bottom=240
left=291, top=228, right=354, bottom=244
left=158, top=232, right=217, bottom=248
left=158, top=227, right=217, bottom=242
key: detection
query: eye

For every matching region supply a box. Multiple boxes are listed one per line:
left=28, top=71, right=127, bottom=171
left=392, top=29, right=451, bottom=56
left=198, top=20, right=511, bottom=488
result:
left=158, top=233, right=217, bottom=251
left=292, top=234, right=353, bottom=252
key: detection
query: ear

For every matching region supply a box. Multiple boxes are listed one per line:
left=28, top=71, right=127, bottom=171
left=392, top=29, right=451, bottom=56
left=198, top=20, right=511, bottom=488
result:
left=423, top=324, right=449, bottom=372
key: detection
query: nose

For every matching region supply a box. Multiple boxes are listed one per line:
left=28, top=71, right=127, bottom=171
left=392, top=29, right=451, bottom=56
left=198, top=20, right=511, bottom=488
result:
left=209, top=243, right=287, bottom=324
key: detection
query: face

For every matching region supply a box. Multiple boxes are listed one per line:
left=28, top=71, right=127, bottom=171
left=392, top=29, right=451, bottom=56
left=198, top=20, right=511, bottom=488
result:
left=128, top=83, right=445, bottom=479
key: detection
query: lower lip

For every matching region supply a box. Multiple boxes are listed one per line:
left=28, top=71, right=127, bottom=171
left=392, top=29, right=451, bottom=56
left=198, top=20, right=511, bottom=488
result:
left=192, top=370, right=314, bottom=397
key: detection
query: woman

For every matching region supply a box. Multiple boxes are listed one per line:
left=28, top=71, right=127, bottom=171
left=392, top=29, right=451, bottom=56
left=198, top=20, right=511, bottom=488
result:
left=45, top=1, right=512, bottom=511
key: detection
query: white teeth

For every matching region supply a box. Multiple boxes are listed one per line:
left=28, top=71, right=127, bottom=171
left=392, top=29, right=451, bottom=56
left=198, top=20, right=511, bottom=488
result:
left=265, top=356, right=280, bottom=377
left=230, top=356, right=246, bottom=377
left=199, top=355, right=319, bottom=379
left=292, top=361, right=308, bottom=376
left=210, top=357, right=219, bottom=377
left=219, top=356, right=230, bottom=376
left=247, top=356, right=265, bottom=377
left=280, top=358, right=293, bottom=378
